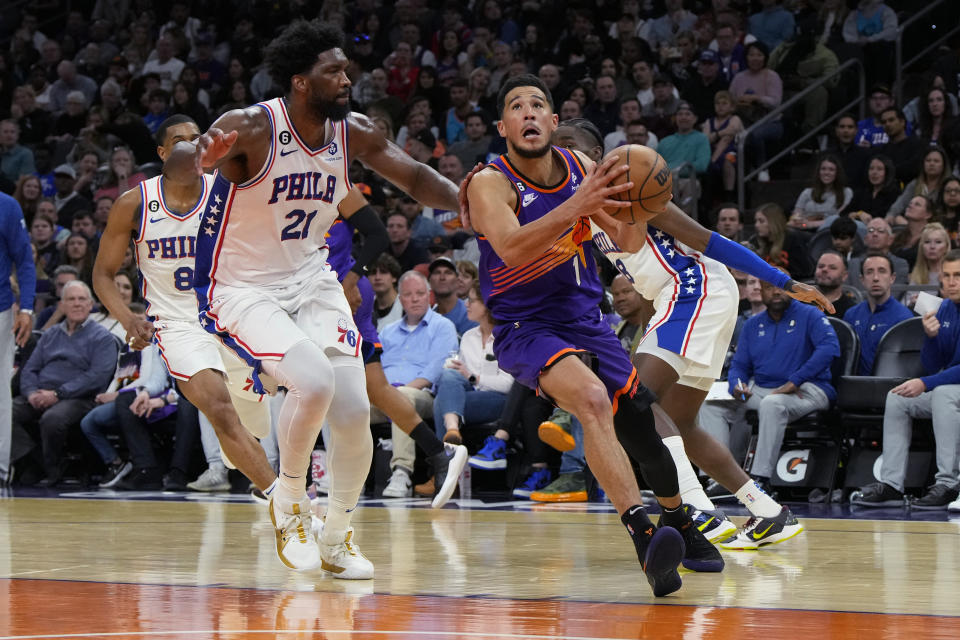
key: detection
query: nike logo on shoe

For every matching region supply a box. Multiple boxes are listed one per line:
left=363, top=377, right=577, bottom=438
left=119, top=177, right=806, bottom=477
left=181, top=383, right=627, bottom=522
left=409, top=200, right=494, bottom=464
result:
left=752, top=523, right=775, bottom=539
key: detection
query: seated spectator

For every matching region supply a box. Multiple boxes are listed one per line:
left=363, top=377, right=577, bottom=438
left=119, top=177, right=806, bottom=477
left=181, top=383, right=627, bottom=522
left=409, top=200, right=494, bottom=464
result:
left=625, top=119, right=659, bottom=150
left=13, top=175, right=43, bottom=226
left=641, top=75, right=680, bottom=141
left=852, top=249, right=960, bottom=509
left=891, top=196, right=936, bottom=269
left=747, top=203, right=812, bottom=280
left=714, top=203, right=744, bottom=242
left=369, top=254, right=403, bottom=332
left=10, top=281, right=118, bottom=486
left=659, top=101, right=710, bottom=174
left=602, top=98, right=643, bottom=154
left=52, top=165, right=92, bottom=229
left=848, top=217, right=910, bottom=290
left=768, top=16, right=839, bottom=138
left=377, top=271, right=459, bottom=497
left=90, top=272, right=136, bottom=340
left=828, top=216, right=865, bottom=264
left=93, top=147, right=147, bottom=202
left=914, top=85, right=959, bottom=147
left=428, top=257, right=478, bottom=336
left=713, top=22, right=746, bottom=83
left=877, top=107, right=927, bottom=185
left=701, top=91, right=743, bottom=198
left=72, top=211, right=98, bottom=243
left=59, top=233, right=94, bottom=287
left=815, top=250, right=861, bottom=319
left=446, top=112, right=490, bottom=169
left=435, top=282, right=513, bottom=446
left=729, top=42, right=783, bottom=181
left=856, top=84, right=897, bottom=147
left=683, top=50, right=729, bottom=124
left=584, top=76, right=620, bottom=137
left=939, top=177, right=960, bottom=247
left=827, top=114, right=870, bottom=189
left=36, top=265, right=79, bottom=330
left=698, top=273, right=839, bottom=492
left=31, top=214, right=60, bottom=277
left=790, top=154, right=852, bottom=230
left=444, top=79, right=481, bottom=145
left=886, top=146, right=951, bottom=223
left=610, top=274, right=654, bottom=354
left=645, top=0, right=698, bottom=52
left=749, top=0, right=795, bottom=52
left=844, top=253, right=914, bottom=374
left=906, top=223, right=952, bottom=306
left=455, top=261, right=478, bottom=300
left=399, top=194, right=445, bottom=248
left=847, top=155, right=900, bottom=223
left=80, top=337, right=169, bottom=488
left=385, top=212, right=430, bottom=273
left=1, top=119, right=36, bottom=189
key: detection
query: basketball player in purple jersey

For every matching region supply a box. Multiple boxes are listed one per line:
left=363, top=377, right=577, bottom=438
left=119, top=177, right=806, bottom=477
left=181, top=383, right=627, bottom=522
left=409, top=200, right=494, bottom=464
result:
left=465, top=75, right=721, bottom=597
left=325, top=188, right=468, bottom=508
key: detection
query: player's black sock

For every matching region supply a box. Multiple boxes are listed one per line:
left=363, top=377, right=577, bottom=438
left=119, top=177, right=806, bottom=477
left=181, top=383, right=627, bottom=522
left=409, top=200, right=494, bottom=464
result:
left=659, top=503, right=690, bottom=531
left=621, top=504, right=656, bottom=564
left=410, top=422, right=445, bottom=457
left=613, top=391, right=680, bottom=498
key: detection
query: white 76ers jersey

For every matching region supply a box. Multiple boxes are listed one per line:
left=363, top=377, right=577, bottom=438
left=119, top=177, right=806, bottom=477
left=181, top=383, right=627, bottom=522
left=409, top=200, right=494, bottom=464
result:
left=194, top=97, right=351, bottom=293
left=135, top=173, right=214, bottom=323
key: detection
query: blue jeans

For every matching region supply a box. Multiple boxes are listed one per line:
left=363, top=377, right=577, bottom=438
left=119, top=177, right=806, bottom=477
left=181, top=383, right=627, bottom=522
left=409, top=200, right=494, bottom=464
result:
left=559, top=414, right=585, bottom=474
left=80, top=402, right=120, bottom=464
left=432, top=368, right=507, bottom=439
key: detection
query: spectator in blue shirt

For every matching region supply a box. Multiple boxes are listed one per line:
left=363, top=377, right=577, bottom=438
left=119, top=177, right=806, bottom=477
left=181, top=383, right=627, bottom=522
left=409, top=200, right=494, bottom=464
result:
left=429, top=256, right=478, bottom=336
left=11, top=280, right=117, bottom=486
left=377, top=270, right=459, bottom=496
left=843, top=253, right=914, bottom=374
left=0, top=120, right=36, bottom=190
left=749, top=0, right=796, bottom=52
left=853, top=250, right=960, bottom=510
left=698, top=274, right=839, bottom=489
left=0, top=193, right=36, bottom=486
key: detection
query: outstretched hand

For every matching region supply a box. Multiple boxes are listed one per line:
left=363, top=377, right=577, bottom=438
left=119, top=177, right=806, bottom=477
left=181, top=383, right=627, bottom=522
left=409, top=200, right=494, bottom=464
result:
left=458, top=162, right=484, bottom=230
left=573, top=155, right=634, bottom=219
left=785, top=281, right=835, bottom=315
left=196, top=128, right=238, bottom=174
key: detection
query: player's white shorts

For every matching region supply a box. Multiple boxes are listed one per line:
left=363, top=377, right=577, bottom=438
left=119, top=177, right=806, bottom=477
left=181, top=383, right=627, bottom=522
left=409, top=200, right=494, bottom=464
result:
left=154, top=320, right=270, bottom=438
left=636, top=266, right=739, bottom=391
left=203, top=267, right=363, bottom=375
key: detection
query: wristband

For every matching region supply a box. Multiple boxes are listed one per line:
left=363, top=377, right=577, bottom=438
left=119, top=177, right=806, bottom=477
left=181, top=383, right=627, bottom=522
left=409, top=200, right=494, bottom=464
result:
left=19, top=308, right=33, bottom=315
left=703, top=232, right=791, bottom=290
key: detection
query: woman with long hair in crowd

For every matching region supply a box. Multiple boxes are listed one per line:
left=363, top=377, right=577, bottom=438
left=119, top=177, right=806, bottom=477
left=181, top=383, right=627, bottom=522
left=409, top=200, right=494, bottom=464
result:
left=414, top=66, right=448, bottom=113
left=31, top=213, right=60, bottom=275
left=916, top=85, right=958, bottom=146
left=937, top=176, right=960, bottom=247
left=13, top=174, right=42, bottom=225
left=59, top=233, right=95, bottom=286
left=790, top=154, right=853, bottom=230
left=171, top=80, right=210, bottom=130
left=892, top=195, right=937, bottom=268
left=848, top=155, right=900, bottom=223
left=887, top=146, right=951, bottom=223
left=909, top=223, right=952, bottom=288
left=94, top=146, right=146, bottom=201
left=748, top=203, right=812, bottom=279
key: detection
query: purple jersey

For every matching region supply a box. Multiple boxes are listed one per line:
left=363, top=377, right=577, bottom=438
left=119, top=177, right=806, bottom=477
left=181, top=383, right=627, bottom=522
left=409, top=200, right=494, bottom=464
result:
left=325, top=216, right=355, bottom=283
left=479, top=147, right=603, bottom=323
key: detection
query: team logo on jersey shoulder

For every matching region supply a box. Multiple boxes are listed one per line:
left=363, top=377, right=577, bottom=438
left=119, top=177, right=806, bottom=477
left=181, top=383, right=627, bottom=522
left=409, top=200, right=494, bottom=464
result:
left=148, top=201, right=160, bottom=212
left=329, top=142, right=338, bottom=156
left=279, top=131, right=292, bottom=145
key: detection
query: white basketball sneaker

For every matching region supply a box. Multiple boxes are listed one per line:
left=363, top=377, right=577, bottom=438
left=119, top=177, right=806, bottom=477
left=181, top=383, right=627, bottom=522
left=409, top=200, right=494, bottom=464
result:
left=269, top=496, right=321, bottom=571
left=319, top=529, right=375, bottom=580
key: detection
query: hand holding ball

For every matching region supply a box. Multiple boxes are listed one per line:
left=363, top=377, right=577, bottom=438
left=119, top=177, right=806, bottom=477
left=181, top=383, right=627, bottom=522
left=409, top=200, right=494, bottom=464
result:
left=601, top=145, right=672, bottom=223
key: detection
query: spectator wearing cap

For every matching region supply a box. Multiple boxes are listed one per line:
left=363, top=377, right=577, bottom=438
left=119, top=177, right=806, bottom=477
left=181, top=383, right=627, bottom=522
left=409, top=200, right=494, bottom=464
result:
left=657, top=101, right=710, bottom=176
left=712, top=22, right=747, bottom=83
left=399, top=192, right=445, bottom=248
left=683, top=50, right=730, bottom=123
left=584, top=76, right=620, bottom=137
left=429, top=256, right=478, bottom=336
left=377, top=270, right=459, bottom=495
left=51, top=164, right=91, bottom=229
left=749, top=0, right=795, bottom=52
left=406, top=128, right=440, bottom=168
left=641, top=75, right=680, bottom=141
left=856, top=84, right=898, bottom=147
left=386, top=212, right=431, bottom=273
left=427, top=235, right=454, bottom=260
left=0, top=120, right=35, bottom=190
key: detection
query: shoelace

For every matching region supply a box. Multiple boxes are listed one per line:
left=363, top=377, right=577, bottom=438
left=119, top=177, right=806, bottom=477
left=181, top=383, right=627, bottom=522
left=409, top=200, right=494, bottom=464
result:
left=277, top=511, right=312, bottom=545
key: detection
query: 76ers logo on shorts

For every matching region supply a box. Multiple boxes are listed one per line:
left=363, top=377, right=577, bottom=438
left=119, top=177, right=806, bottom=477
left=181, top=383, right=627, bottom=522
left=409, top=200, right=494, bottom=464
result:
left=337, top=316, right=357, bottom=347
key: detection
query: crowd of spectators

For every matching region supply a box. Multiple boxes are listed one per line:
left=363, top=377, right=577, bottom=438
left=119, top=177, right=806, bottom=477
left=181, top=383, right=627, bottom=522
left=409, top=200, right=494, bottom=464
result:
left=0, top=1, right=958, bottom=505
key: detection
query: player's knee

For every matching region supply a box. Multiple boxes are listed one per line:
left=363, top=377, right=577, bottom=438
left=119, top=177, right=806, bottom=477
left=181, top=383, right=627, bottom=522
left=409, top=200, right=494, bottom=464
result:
left=575, top=383, right=612, bottom=423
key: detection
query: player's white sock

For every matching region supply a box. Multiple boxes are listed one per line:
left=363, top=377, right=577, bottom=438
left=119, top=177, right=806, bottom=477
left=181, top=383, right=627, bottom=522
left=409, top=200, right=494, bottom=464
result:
left=263, top=341, right=335, bottom=512
left=736, top=479, right=782, bottom=518
left=663, top=435, right=715, bottom=511
left=320, top=356, right=373, bottom=546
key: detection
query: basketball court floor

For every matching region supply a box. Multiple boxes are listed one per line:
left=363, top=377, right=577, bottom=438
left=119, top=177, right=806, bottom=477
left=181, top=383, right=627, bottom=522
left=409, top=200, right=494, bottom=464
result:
left=1, top=489, right=959, bottom=639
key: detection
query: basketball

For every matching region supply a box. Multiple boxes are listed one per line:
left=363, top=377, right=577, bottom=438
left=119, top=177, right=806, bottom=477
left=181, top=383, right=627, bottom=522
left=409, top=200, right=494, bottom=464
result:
left=602, top=144, right=672, bottom=223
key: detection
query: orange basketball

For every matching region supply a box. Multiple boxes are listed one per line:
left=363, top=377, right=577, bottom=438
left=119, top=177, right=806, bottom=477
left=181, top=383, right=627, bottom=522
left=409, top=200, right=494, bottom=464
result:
left=602, top=144, right=672, bottom=223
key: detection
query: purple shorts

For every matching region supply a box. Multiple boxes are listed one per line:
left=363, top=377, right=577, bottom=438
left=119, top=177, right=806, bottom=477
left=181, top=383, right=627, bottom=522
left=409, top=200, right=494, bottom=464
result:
left=492, top=309, right=639, bottom=409
left=353, top=275, right=382, bottom=363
